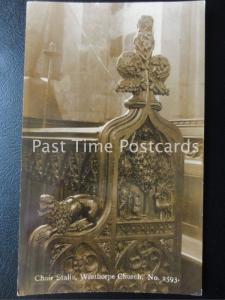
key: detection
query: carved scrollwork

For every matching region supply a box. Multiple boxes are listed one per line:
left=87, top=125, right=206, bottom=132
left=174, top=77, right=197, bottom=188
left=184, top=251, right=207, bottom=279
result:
left=50, top=243, right=71, bottom=267
left=70, top=244, right=105, bottom=274
left=51, top=243, right=108, bottom=275
left=49, top=243, right=109, bottom=292
left=119, top=241, right=162, bottom=273
left=115, top=240, right=171, bottom=293
left=116, top=241, right=134, bottom=260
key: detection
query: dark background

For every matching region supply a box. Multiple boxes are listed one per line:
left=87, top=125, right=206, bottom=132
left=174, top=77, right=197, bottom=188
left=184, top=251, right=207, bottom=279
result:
left=0, top=0, right=225, bottom=299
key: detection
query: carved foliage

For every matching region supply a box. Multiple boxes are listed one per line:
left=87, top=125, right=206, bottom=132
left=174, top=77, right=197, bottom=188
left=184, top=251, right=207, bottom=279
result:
left=48, top=243, right=109, bottom=293
left=68, top=244, right=107, bottom=275
left=23, top=141, right=99, bottom=198
left=115, top=240, right=171, bottom=293
left=116, top=15, right=170, bottom=96
left=118, top=241, right=162, bottom=273
left=48, top=240, right=172, bottom=293
left=116, top=241, right=134, bottom=260
left=26, top=15, right=182, bottom=295
left=79, top=153, right=99, bottom=196
left=50, top=243, right=71, bottom=267
left=62, top=150, right=81, bottom=195
left=51, top=243, right=109, bottom=292
left=118, top=119, right=176, bottom=221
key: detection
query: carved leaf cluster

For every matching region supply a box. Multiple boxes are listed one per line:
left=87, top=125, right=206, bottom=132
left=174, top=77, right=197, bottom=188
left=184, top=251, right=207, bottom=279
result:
left=116, top=15, right=170, bottom=96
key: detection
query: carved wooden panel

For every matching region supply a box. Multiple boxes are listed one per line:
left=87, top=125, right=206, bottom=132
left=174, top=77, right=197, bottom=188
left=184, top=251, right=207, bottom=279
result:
left=118, top=119, right=176, bottom=221
left=22, top=139, right=98, bottom=199
left=21, top=15, right=183, bottom=295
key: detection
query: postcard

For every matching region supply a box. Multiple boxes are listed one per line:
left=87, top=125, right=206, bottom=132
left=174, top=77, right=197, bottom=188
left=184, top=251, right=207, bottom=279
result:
left=17, top=1, right=204, bottom=296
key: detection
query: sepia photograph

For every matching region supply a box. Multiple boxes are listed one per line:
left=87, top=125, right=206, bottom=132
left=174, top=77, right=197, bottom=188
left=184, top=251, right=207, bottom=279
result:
left=18, top=1, right=205, bottom=296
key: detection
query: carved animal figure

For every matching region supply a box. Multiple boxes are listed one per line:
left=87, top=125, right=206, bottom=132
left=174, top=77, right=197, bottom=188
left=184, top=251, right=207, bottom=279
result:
left=154, top=189, right=173, bottom=220
left=38, top=194, right=98, bottom=234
